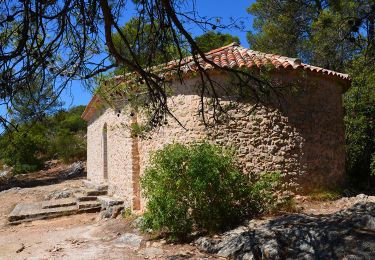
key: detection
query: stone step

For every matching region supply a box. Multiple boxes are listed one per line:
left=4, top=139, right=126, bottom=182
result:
left=78, top=201, right=101, bottom=210
left=74, top=192, right=98, bottom=202
left=83, top=180, right=108, bottom=192
left=8, top=202, right=78, bottom=224
left=97, top=196, right=124, bottom=209
left=41, top=198, right=77, bottom=209
left=84, top=189, right=108, bottom=196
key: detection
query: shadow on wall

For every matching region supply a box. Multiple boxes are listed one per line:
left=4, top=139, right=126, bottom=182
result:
left=179, top=73, right=346, bottom=193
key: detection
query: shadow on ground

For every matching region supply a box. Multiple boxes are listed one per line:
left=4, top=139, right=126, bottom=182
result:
left=196, top=202, right=375, bottom=259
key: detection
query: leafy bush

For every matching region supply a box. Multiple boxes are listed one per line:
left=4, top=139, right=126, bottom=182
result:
left=13, top=164, right=40, bottom=175
left=141, top=142, right=283, bottom=240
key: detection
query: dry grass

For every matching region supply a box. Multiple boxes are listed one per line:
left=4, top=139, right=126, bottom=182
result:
left=309, top=189, right=342, bottom=201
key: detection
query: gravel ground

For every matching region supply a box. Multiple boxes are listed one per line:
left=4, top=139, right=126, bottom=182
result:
left=1, top=167, right=374, bottom=260
left=0, top=179, right=215, bottom=260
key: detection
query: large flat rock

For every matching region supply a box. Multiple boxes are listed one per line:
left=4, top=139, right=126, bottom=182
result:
left=195, top=202, right=375, bottom=259
left=115, top=233, right=143, bottom=249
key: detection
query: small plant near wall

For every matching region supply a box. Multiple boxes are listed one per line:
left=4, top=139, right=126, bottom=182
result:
left=140, top=141, right=288, bottom=241
left=130, top=122, right=151, bottom=138
left=309, top=188, right=343, bottom=201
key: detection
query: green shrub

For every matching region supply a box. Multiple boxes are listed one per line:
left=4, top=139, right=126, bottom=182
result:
left=130, top=122, right=150, bottom=138
left=141, top=142, right=283, bottom=240
left=309, top=188, right=342, bottom=201
left=12, top=164, right=40, bottom=175
left=249, top=171, right=283, bottom=213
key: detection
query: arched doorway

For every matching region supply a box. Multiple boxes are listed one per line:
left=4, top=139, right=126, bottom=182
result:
left=103, top=123, right=108, bottom=180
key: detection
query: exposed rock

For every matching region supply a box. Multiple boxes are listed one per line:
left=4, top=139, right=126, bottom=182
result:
left=138, top=247, right=164, bottom=259
left=97, top=196, right=124, bottom=208
left=63, top=162, right=84, bottom=178
left=43, top=160, right=59, bottom=170
left=115, top=233, right=143, bottom=249
left=98, top=205, right=124, bottom=219
left=152, top=240, right=166, bottom=247
left=0, top=187, right=21, bottom=194
left=195, top=202, right=375, bottom=259
left=242, top=252, right=255, bottom=260
left=131, top=216, right=145, bottom=228
left=0, top=170, right=11, bottom=179
left=0, top=168, right=13, bottom=188
left=16, top=243, right=25, bottom=253
left=50, top=245, right=63, bottom=252
left=82, top=180, right=108, bottom=191
left=98, top=209, right=112, bottom=219
left=355, top=193, right=368, bottom=202
left=44, top=189, right=75, bottom=200
left=364, top=215, right=375, bottom=231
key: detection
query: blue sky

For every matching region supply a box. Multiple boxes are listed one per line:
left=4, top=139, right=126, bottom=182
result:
left=60, top=1, right=255, bottom=109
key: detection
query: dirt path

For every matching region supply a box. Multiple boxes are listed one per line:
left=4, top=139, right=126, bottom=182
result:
left=1, top=176, right=374, bottom=259
left=0, top=179, right=214, bottom=260
left=0, top=213, right=165, bottom=260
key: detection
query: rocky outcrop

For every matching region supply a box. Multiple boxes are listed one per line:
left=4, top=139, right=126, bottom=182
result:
left=62, top=161, right=85, bottom=178
left=0, top=161, right=86, bottom=192
left=195, top=202, right=375, bottom=259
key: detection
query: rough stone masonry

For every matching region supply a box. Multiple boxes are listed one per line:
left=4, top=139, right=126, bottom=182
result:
left=81, top=43, right=350, bottom=211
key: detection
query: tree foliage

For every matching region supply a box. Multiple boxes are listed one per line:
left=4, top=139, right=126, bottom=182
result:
left=344, top=57, right=375, bottom=187
left=9, top=76, right=63, bottom=123
left=0, top=0, right=259, bottom=131
left=194, top=31, right=240, bottom=53
left=248, top=0, right=363, bottom=70
left=0, top=106, right=86, bottom=174
left=111, top=22, right=240, bottom=75
left=112, top=17, right=184, bottom=75
left=248, top=0, right=375, bottom=188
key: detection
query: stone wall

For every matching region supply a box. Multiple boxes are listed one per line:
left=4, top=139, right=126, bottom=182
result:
left=86, top=108, right=134, bottom=207
left=86, top=72, right=346, bottom=210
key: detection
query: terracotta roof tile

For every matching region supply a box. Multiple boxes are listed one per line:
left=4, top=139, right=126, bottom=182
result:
left=82, top=42, right=351, bottom=121
left=170, top=42, right=349, bottom=82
